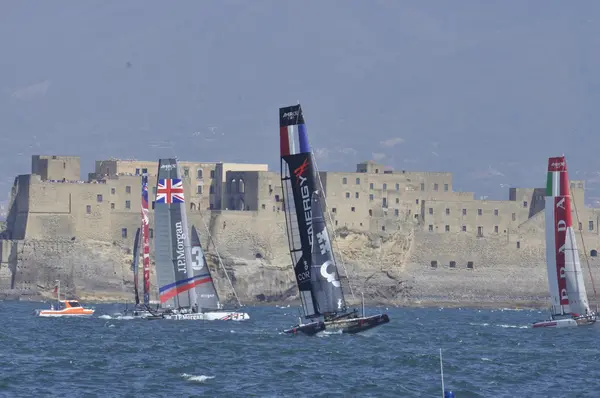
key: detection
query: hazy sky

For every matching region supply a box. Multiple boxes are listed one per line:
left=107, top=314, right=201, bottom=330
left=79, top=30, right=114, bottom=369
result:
left=1, top=1, right=599, bottom=206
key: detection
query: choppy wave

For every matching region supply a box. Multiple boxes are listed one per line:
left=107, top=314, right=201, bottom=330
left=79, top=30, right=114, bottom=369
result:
left=2, top=303, right=600, bottom=397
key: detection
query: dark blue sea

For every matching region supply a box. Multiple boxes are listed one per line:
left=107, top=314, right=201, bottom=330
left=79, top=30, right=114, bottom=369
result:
left=1, top=302, right=599, bottom=397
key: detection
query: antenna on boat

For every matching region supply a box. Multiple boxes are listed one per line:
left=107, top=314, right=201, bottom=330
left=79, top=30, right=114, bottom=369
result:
left=361, top=292, right=365, bottom=317
left=440, top=349, right=454, bottom=398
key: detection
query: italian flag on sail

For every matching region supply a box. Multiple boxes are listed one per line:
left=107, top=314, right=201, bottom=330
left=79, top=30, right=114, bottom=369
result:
left=546, top=157, right=568, bottom=197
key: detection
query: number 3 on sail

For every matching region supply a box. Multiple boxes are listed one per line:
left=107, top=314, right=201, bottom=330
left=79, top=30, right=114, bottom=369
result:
left=190, top=246, right=204, bottom=271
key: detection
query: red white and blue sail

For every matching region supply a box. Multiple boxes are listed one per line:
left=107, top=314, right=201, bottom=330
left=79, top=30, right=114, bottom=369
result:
left=154, top=159, right=196, bottom=309
left=545, top=156, right=590, bottom=316
left=141, top=174, right=151, bottom=305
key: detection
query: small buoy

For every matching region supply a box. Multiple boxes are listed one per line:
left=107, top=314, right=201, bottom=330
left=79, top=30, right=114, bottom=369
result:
left=444, top=391, right=455, bottom=398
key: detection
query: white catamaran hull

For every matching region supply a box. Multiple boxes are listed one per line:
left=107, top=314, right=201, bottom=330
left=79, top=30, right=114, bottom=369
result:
left=532, top=315, right=596, bottom=328
left=161, top=311, right=250, bottom=321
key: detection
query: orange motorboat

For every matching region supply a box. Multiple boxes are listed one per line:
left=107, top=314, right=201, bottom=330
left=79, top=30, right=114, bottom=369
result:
left=37, top=299, right=95, bottom=317
left=36, top=280, right=95, bottom=317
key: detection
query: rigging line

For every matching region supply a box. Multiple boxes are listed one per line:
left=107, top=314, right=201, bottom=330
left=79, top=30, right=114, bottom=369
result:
left=571, top=188, right=598, bottom=309
left=198, top=207, right=243, bottom=308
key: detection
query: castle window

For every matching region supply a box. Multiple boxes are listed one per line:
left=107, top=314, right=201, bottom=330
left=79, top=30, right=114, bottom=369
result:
left=342, top=177, right=347, bottom=184
left=332, top=208, right=336, bottom=213
left=135, top=168, right=140, bottom=175
left=369, top=209, right=373, bottom=216
left=97, top=194, right=103, bottom=203
left=462, top=225, right=467, bottom=232
left=579, top=222, right=583, bottom=231
left=275, top=194, right=280, bottom=202
left=149, top=228, right=154, bottom=238
left=589, top=221, right=594, bottom=231
left=126, top=186, right=131, bottom=194
left=110, top=203, right=115, bottom=210
left=523, top=201, right=528, bottom=208
left=394, top=209, right=399, bottom=216
left=375, top=168, right=379, bottom=174
left=369, top=183, right=374, bottom=190
left=477, top=226, right=483, bottom=237
left=494, top=225, right=499, bottom=233
left=429, top=208, right=433, bottom=215
left=111, top=188, right=116, bottom=195
left=210, top=185, right=215, bottom=194
left=445, top=208, right=450, bottom=215
left=444, top=184, right=448, bottom=192
left=346, top=192, right=350, bottom=199
left=420, top=183, right=425, bottom=191
left=383, top=183, right=387, bottom=190
left=121, top=228, right=128, bottom=238
left=395, top=198, right=399, bottom=204
left=369, top=194, right=374, bottom=201
left=396, top=183, right=400, bottom=191
left=462, top=209, right=467, bottom=216
left=239, top=179, right=245, bottom=193
left=197, top=169, right=203, bottom=179
left=197, top=185, right=203, bottom=194
left=351, top=207, right=356, bottom=212
left=517, top=241, right=521, bottom=249
left=210, top=170, right=215, bottom=178
left=261, top=204, right=266, bottom=209
left=125, top=200, right=131, bottom=209
left=434, top=183, right=438, bottom=191
left=183, top=168, right=189, bottom=177
left=86, top=205, right=91, bottom=214
left=356, top=177, right=360, bottom=184
left=383, top=198, right=387, bottom=207
left=382, top=225, right=386, bottom=231
left=512, top=213, right=516, bottom=221
left=591, top=250, right=598, bottom=257
left=428, top=224, right=433, bottom=232
left=416, top=199, right=419, bottom=204
left=445, top=225, right=450, bottom=232
left=142, top=168, right=147, bottom=174
left=477, top=208, right=482, bottom=216
left=355, top=192, right=359, bottom=199
left=494, top=209, right=499, bottom=216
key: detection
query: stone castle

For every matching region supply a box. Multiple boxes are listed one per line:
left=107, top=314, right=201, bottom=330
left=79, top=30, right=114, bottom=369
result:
left=1, top=154, right=599, bottom=305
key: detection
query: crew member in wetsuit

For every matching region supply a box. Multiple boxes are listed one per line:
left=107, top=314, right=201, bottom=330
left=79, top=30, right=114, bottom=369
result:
left=192, top=303, right=198, bottom=313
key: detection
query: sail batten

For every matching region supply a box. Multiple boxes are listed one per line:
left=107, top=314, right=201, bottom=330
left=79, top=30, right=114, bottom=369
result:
left=545, top=156, right=590, bottom=316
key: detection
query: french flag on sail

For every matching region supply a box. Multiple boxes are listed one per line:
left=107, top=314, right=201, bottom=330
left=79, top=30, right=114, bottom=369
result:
left=279, top=104, right=310, bottom=156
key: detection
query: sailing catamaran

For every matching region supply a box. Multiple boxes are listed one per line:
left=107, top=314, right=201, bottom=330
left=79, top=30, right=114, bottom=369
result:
left=279, top=104, right=390, bottom=335
left=153, top=158, right=249, bottom=321
left=123, top=174, right=161, bottom=319
left=533, top=155, right=597, bottom=328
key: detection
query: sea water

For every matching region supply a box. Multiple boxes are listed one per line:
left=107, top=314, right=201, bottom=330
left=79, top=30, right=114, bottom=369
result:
left=1, top=302, right=599, bottom=397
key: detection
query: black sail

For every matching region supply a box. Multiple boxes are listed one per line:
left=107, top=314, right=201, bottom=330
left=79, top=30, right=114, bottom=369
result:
left=310, top=191, right=346, bottom=315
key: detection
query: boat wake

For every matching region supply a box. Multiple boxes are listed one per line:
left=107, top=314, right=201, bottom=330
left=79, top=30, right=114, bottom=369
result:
left=98, top=314, right=136, bottom=320
left=180, top=374, right=215, bottom=383
left=468, top=322, right=528, bottom=329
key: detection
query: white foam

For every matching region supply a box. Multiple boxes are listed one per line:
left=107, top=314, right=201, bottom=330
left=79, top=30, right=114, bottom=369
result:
left=181, top=373, right=215, bottom=383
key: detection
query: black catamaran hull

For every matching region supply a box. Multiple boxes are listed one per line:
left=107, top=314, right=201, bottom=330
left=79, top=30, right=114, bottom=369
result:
left=284, top=313, right=390, bottom=335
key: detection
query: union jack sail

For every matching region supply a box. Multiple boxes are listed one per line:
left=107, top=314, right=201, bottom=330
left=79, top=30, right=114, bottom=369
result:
left=156, top=179, right=185, bottom=204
